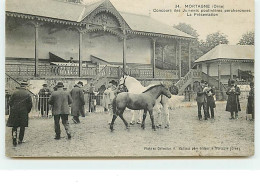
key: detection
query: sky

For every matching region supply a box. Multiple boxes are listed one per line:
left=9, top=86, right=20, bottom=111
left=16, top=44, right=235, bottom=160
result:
left=84, top=0, right=255, bottom=44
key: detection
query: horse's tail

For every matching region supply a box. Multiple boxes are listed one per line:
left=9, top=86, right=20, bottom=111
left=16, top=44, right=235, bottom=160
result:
left=112, top=97, right=117, bottom=115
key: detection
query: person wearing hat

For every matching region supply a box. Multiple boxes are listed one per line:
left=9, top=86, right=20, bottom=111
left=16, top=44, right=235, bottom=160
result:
left=48, top=82, right=73, bottom=140
left=103, top=80, right=118, bottom=114
left=247, top=82, right=254, bottom=121
left=38, top=83, right=51, bottom=117
left=7, top=81, right=33, bottom=146
left=196, top=80, right=208, bottom=120
left=88, top=83, right=99, bottom=112
left=70, top=81, right=85, bottom=124
left=226, top=79, right=241, bottom=119
left=203, top=82, right=216, bottom=119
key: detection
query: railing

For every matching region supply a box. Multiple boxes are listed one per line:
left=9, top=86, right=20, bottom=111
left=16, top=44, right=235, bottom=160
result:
left=6, top=63, right=178, bottom=79
left=201, top=72, right=227, bottom=91
left=175, top=69, right=200, bottom=91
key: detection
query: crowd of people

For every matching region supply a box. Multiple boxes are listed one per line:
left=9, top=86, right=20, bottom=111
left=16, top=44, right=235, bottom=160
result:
left=196, top=79, right=254, bottom=121
left=6, top=80, right=121, bottom=147
left=6, top=78, right=254, bottom=147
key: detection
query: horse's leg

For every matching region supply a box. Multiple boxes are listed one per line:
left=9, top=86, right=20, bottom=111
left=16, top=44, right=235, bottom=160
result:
left=130, top=110, right=135, bottom=125
left=148, top=108, right=156, bottom=131
left=110, top=114, right=118, bottom=132
left=137, top=110, right=142, bottom=124
left=162, top=102, right=170, bottom=129
left=118, top=110, right=129, bottom=129
left=141, top=109, right=147, bottom=129
left=154, top=101, right=162, bottom=128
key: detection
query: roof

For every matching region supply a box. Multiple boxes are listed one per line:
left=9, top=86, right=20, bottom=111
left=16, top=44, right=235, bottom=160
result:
left=194, top=44, right=255, bottom=63
left=120, top=12, right=194, bottom=39
left=6, top=0, right=194, bottom=39
left=6, top=0, right=90, bottom=22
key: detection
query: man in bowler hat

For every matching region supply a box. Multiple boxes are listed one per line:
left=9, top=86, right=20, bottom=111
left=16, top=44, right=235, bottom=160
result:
left=7, top=81, right=32, bottom=146
left=70, top=81, right=85, bottom=124
left=48, top=82, right=73, bottom=139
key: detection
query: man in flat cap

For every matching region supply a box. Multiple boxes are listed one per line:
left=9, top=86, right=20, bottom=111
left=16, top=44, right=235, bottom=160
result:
left=7, top=81, right=32, bottom=147
left=38, top=83, right=51, bottom=117
left=48, top=82, right=72, bottom=140
left=70, top=81, right=85, bottom=124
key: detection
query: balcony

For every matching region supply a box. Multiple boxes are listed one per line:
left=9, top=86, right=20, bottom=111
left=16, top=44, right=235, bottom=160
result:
left=5, top=63, right=179, bottom=79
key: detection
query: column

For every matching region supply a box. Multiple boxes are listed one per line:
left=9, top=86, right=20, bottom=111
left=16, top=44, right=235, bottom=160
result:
left=188, top=41, right=191, bottom=71
left=152, top=38, right=156, bottom=78
left=78, top=30, right=83, bottom=77
left=206, top=64, right=210, bottom=75
left=218, top=62, right=222, bottom=89
left=162, top=45, right=165, bottom=63
left=123, top=30, right=127, bottom=73
left=175, top=41, right=178, bottom=70
left=206, top=63, right=210, bottom=83
left=34, top=23, right=39, bottom=77
left=178, top=40, right=182, bottom=79
left=230, top=62, right=233, bottom=80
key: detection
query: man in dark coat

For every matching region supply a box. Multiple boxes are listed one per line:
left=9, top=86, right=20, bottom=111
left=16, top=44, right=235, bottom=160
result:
left=226, top=80, right=241, bottom=119
left=7, top=81, right=32, bottom=146
left=48, top=82, right=73, bottom=140
left=38, top=83, right=51, bottom=117
left=203, top=82, right=216, bottom=119
left=196, top=80, right=208, bottom=120
left=70, top=81, right=85, bottom=124
left=247, top=82, right=254, bottom=120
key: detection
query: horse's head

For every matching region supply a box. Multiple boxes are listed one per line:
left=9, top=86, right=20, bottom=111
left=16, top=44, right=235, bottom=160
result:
left=160, top=84, right=172, bottom=99
left=118, top=75, right=129, bottom=92
left=119, top=75, right=128, bottom=87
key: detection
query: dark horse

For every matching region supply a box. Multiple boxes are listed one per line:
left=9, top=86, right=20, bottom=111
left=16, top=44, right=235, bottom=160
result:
left=110, top=84, right=172, bottom=131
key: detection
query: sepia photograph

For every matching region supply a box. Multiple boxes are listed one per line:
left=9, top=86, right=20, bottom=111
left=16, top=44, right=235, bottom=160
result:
left=4, top=0, right=255, bottom=157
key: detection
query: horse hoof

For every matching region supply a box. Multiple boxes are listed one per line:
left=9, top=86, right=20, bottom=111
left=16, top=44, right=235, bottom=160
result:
left=110, top=126, right=114, bottom=132
left=137, top=121, right=141, bottom=124
left=130, top=122, right=135, bottom=125
left=141, top=125, right=145, bottom=129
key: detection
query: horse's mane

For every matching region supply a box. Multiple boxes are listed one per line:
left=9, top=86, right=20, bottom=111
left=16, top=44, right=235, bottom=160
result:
left=142, top=84, right=164, bottom=93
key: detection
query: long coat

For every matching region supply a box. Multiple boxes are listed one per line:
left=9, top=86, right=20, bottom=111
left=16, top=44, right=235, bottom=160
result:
left=247, top=87, right=254, bottom=114
left=48, top=89, right=72, bottom=115
left=7, top=87, right=33, bottom=128
left=70, top=86, right=85, bottom=117
left=226, top=86, right=241, bottom=112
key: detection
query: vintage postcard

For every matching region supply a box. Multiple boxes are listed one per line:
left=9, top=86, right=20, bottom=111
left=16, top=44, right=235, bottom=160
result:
left=5, top=0, right=254, bottom=157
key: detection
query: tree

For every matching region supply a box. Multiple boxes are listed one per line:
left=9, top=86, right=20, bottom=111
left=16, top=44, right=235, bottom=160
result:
left=238, top=31, right=254, bottom=45
left=202, top=31, right=229, bottom=53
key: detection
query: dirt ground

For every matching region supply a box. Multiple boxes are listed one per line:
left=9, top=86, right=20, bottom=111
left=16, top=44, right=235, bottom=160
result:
left=5, top=101, right=254, bottom=157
